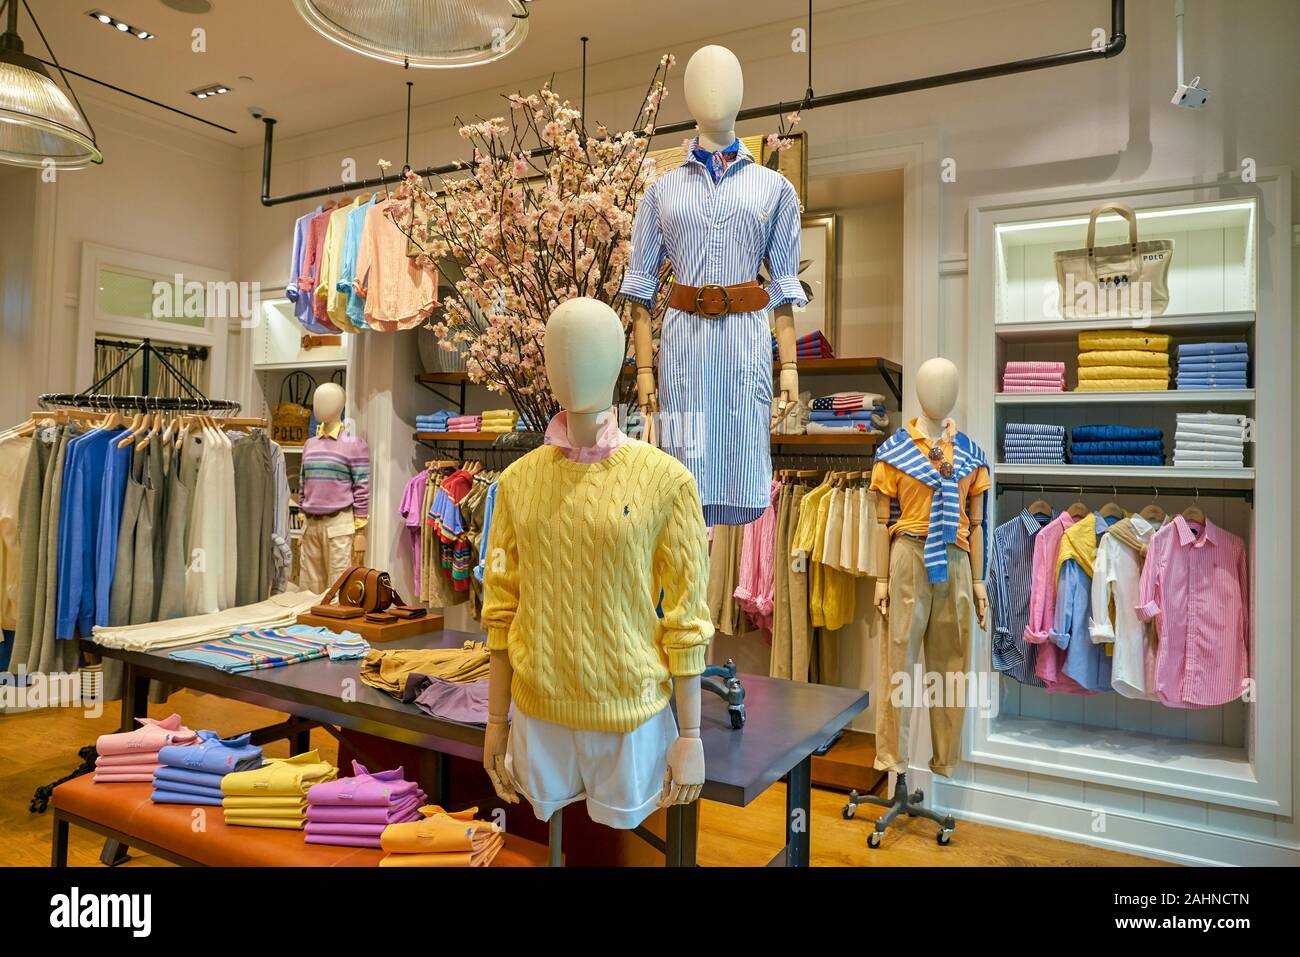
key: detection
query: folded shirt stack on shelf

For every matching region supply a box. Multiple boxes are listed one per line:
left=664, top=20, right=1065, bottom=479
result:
left=480, top=409, right=519, bottom=434
left=1069, top=424, right=1166, bottom=465
left=168, top=624, right=368, bottom=674
left=151, top=731, right=264, bottom=806
left=515, top=413, right=544, bottom=432
left=446, top=414, right=482, bottom=433
left=379, top=805, right=505, bottom=867
left=805, top=392, right=888, bottom=435
left=94, top=714, right=198, bottom=784
left=1173, top=411, right=1248, bottom=468
left=304, top=761, right=426, bottom=848
left=1002, top=423, right=1067, bottom=464
left=416, top=411, right=451, bottom=433
left=1075, top=330, right=1171, bottom=392
left=773, top=330, right=834, bottom=360
left=1001, top=360, right=1065, bottom=393
left=1175, top=342, right=1249, bottom=391
left=221, top=750, right=338, bottom=829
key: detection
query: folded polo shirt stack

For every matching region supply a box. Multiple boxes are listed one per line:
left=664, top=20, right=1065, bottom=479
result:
left=1173, top=412, right=1247, bottom=468
left=446, top=414, right=482, bottom=433
left=480, top=409, right=519, bottom=434
left=773, top=330, right=834, bottom=360
left=304, top=761, right=426, bottom=848
left=1002, top=423, right=1067, bottom=464
left=379, top=805, right=505, bottom=867
left=221, top=750, right=338, bottom=829
left=1069, top=425, right=1165, bottom=465
left=416, top=411, right=451, bottom=433
left=805, top=391, right=888, bottom=436
left=1002, top=361, right=1065, bottom=393
left=1075, top=330, right=1171, bottom=392
left=151, top=731, right=264, bottom=806
left=1175, top=342, right=1249, bottom=390
left=168, top=624, right=368, bottom=674
left=94, top=714, right=197, bottom=784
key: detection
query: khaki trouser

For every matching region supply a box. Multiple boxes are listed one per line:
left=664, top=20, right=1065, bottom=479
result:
left=706, top=524, right=745, bottom=637
left=875, top=536, right=973, bottom=778
left=299, top=508, right=354, bottom=593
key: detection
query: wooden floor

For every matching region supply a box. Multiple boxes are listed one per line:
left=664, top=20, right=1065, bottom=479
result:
left=1, top=692, right=1167, bottom=868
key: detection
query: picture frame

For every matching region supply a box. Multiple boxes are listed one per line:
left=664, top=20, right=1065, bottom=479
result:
left=646, top=131, right=807, bottom=206
left=797, top=211, right=839, bottom=347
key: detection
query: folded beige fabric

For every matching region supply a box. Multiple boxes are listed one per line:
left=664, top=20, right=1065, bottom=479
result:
left=91, top=590, right=322, bottom=651
left=360, top=641, right=490, bottom=697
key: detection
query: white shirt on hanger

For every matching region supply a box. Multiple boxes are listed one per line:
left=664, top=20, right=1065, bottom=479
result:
left=1089, top=513, right=1163, bottom=700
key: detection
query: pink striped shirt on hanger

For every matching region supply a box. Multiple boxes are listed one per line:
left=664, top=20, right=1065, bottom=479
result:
left=1137, top=515, right=1250, bottom=707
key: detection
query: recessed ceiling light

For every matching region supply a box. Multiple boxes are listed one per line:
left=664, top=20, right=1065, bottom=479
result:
left=189, top=82, right=233, bottom=99
left=86, top=10, right=155, bottom=39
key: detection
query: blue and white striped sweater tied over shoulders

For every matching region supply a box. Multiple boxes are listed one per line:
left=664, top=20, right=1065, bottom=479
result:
left=874, top=427, right=989, bottom=583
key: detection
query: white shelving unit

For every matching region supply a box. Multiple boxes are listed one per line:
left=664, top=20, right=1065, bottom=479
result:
left=967, top=173, right=1292, bottom=820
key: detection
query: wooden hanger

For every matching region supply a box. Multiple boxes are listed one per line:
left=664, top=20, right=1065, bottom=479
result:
left=1181, top=488, right=1205, bottom=526
left=1138, top=487, right=1166, bottom=524
left=1066, top=488, right=1089, bottom=519
left=1099, top=486, right=1125, bottom=520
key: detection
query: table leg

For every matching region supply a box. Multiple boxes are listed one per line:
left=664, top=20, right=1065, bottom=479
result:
left=417, top=749, right=451, bottom=807
left=291, top=726, right=312, bottom=755
left=548, top=808, right=563, bottom=867
left=118, top=664, right=148, bottom=733
left=99, top=838, right=129, bottom=867
left=51, top=814, right=69, bottom=867
left=785, top=754, right=812, bottom=867
left=664, top=801, right=698, bottom=867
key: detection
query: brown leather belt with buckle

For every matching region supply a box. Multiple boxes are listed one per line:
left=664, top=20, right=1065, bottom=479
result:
left=668, top=280, right=770, bottom=318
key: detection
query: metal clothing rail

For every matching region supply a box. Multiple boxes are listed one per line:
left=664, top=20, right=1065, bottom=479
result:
left=997, top=481, right=1253, bottom=504
left=259, top=0, right=1127, bottom=206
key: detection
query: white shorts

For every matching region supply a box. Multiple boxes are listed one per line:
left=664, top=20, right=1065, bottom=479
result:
left=505, top=706, right=677, bottom=830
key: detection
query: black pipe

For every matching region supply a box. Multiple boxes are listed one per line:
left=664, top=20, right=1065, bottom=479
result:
left=261, top=0, right=1126, bottom=206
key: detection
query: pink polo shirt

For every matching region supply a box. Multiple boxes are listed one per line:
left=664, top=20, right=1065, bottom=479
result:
left=1023, top=511, right=1091, bottom=694
left=1137, top=516, right=1249, bottom=707
left=544, top=410, right=627, bottom=463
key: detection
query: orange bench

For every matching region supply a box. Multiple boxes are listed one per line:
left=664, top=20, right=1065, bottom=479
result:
left=50, top=775, right=549, bottom=867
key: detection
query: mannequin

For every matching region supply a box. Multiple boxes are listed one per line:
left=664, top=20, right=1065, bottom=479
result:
left=622, top=44, right=804, bottom=527
left=297, top=382, right=369, bottom=593
left=845, top=357, right=990, bottom=847
left=482, top=298, right=708, bottom=829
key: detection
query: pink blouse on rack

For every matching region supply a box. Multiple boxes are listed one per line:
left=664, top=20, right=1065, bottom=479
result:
left=733, top=481, right=780, bottom=638
left=353, top=199, right=439, bottom=331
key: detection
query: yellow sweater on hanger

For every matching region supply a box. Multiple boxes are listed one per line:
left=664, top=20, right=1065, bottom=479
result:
left=482, top=441, right=712, bottom=733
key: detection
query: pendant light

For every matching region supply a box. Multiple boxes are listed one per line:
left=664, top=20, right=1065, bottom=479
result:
left=292, top=0, right=530, bottom=69
left=0, top=0, right=102, bottom=169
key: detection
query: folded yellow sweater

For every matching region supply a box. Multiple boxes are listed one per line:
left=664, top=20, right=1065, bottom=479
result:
left=483, top=440, right=712, bottom=733
left=1077, top=365, right=1170, bottom=381
left=1078, top=350, right=1170, bottom=368
left=1076, top=379, right=1170, bottom=392
left=1077, top=331, right=1170, bottom=353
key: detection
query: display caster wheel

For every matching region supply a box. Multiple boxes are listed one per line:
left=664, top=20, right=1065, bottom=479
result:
left=728, top=706, right=745, bottom=729
left=867, top=830, right=883, bottom=849
left=936, top=828, right=953, bottom=846
left=841, top=803, right=856, bottom=819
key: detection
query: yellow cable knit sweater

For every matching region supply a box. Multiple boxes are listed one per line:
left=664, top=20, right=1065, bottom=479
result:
left=481, top=440, right=713, bottom=733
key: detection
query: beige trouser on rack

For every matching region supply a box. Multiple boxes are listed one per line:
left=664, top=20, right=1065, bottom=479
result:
left=874, top=536, right=974, bottom=778
left=298, top=508, right=354, bottom=593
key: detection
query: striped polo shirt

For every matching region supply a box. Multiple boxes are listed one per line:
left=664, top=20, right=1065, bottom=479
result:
left=300, top=430, right=370, bottom=517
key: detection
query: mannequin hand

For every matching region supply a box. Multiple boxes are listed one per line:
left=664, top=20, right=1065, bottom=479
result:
left=639, top=394, right=659, bottom=448
left=658, top=733, right=704, bottom=808
left=778, top=366, right=799, bottom=406
left=874, top=579, right=890, bottom=618
left=636, top=368, right=658, bottom=412
left=973, top=581, right=989, bottom=630
left=351, top=530, right=367, bottom=564
left=483, top=719, right=519, bottom=804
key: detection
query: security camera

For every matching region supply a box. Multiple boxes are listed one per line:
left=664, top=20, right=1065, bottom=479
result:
left=1171, top=76, right=1210, bottom=110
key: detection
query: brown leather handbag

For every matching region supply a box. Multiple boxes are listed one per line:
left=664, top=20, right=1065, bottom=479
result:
left=313, top=565, right=427, bottom=620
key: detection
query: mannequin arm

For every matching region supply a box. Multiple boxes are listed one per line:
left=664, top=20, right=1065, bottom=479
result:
left=968, top=494, right=988, bottom=629
left=772, top=304, right=799, bottom=404
left=482, top=649, right=520, bottom=803
left=351, top=517, right=367, bottom=563
left=659, top=676, right=704, bottom=807
left=873, top=506, right=893, bottom=617
left=630, top=302, right=657, bottom=446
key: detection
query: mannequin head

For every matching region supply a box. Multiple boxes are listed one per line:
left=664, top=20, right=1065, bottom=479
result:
left=684, top=46, right=743, bottom=146
left=544, top=298, right=623, bottom=414
left=914, top=357, right=959, bottom=423
left=313, top=382, right=346, bottom=425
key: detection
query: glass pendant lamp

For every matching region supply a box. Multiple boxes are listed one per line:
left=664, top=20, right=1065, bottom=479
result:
left=292, top=0, right=530, bottom=68
left=0, top=0, right=101, bottom=169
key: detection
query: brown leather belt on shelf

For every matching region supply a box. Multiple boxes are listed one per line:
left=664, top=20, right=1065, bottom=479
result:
left=668, top=280, right=769, bottom=318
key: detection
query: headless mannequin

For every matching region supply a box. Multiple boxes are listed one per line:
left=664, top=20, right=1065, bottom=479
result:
left=483, top=297, right=705, bottom=812
left=311, top=383, right=366, bottom=563
left=629, top=45, right=799, bottom=442
left=873, top=359, right=987, bottom=626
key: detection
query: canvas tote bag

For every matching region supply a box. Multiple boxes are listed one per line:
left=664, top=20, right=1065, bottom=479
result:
left=1054, top=204, right=1173, bottom=318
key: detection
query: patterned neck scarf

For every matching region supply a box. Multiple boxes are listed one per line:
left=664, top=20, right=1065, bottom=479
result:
left=874, top=420, right=988, bottom=583
left=691, top=137, right=742, bottom=182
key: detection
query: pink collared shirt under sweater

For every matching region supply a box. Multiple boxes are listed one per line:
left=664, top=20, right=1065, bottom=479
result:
left=543, top=410, right=628, bottom=463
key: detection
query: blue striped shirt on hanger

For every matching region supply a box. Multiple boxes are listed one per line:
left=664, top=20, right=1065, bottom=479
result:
left=987, top=509, right=1052, bottom=687
left=619, top=138, right=805, bottom=526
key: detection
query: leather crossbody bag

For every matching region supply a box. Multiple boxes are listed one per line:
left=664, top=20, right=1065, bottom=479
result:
left=312, top=565, right=427, bottom=620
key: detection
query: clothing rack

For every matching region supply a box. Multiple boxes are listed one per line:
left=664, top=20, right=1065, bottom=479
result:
left=997, top=481, right=1253, bottom=505
left=258, top=0, right=1127, bottom=205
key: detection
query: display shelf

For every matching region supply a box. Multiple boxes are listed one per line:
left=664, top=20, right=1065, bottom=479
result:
left=254, top=358, right=347, bottom=372
left=993, top=310, right=1256, bottom=342
left=995, top=388, right=1255, bottom=405
left=993, top=463, right=1254, bottom=484
left=414, top=431, right=510, bottom=443
left=416, top=355, right=902, bottom=381
left=770, top=433, right=879, bottom=448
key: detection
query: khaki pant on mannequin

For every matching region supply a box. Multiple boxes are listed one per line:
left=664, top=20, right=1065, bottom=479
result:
left=298, top=508, right=354, bottom=593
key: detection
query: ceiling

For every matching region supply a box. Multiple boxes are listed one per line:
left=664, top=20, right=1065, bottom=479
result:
left=21, top=0, right=867, bottom=146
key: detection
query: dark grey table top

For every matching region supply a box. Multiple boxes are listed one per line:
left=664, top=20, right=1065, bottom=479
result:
left=88, top=629, right=868, bottom=807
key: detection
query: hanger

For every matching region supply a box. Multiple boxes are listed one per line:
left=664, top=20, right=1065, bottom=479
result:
left=1138, top=486, right=1166, bottom=524
left=1099, top=486, right=1125, bottom=520
left=1066, top=487, right=1089, bottom=519
left=1181, top=487, right=1205, bottom=526
left=1027, top=484, right=1053, bottom=517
